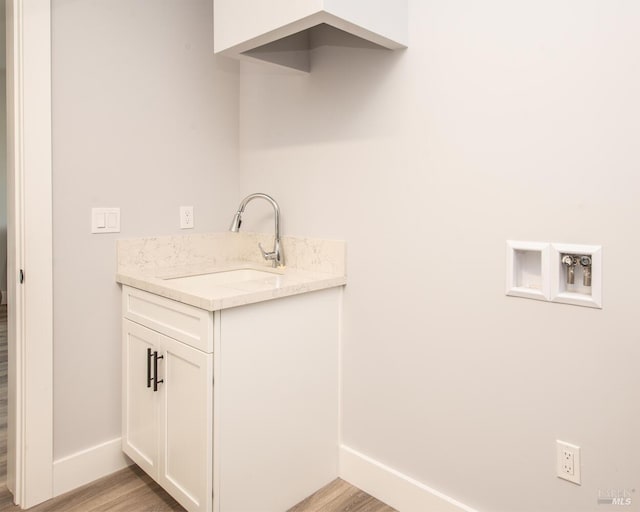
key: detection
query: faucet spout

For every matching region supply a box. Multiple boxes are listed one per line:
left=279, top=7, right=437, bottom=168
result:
left=229, top=193, right=284, bottom=268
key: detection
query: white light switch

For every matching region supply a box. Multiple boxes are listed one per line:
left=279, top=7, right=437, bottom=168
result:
left=92, top=208, right=120, bottom=233
left=106, top=213, right=118, bottom=228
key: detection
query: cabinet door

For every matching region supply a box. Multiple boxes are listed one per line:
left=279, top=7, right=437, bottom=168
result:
left=157, top=336, right=213, bottom=512
left=122, top=320, right=159, bottom=478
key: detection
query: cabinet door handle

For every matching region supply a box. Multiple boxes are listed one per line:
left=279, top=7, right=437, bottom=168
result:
left=146, top=348, right=153, bottom=388
left=153, top=350, right=164, bottom=392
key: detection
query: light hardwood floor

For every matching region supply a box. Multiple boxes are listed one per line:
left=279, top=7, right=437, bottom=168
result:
left=288, top=478, right=396, bottom=512
left=0, top=304, right=7, bottom=487
left=0, top=466, right=180, bottom=512
left=0, top=465, right=396, bottom=512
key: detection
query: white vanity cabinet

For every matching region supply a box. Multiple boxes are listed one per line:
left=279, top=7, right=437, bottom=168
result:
left=122, top=292, right=213, bottom=512
left=121, top=284, right=341, bottom=512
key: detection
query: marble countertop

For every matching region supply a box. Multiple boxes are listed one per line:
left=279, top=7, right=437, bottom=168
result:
left=116, top=232, right=347, bottom=311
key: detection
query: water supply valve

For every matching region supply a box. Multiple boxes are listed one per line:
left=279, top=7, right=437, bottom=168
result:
left=579, top=255, right=592, bottom=287
left=561, top=254, right=578, bottom=285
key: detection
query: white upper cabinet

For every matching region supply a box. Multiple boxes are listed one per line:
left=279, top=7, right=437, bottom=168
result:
left=213, top=0, right=408, bottom=71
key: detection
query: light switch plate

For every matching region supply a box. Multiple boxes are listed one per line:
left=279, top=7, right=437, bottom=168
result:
left=92, top=208, right=120, bottom=233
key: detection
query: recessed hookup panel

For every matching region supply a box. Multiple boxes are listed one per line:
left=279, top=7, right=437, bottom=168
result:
left=506, top=241, right=550, bottom=301
left=506, top=241, right=602, bottom=309
left=551, top=243, right=602, bottom=309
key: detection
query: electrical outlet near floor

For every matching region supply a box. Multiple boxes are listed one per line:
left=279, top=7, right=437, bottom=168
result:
left=557, top=440, right=581, bottom=485
left=180, top=206, right=194, bottom=229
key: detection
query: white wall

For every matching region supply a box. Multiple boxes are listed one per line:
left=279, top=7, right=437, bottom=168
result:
left=238, top=2, right=640, bottom=511
left=51, top=0, right=238, bottom=459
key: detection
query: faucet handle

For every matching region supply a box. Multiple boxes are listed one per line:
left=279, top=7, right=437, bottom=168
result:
left=258, top=242, right=276, bottom=261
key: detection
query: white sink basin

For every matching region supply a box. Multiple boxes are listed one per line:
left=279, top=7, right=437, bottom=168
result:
left=165, top=269, right=280, bottom=287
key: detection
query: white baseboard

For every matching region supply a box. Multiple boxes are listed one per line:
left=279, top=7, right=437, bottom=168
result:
left=339, top=445, right=479, bottom=512
left=53, top=438, right=132, bottom=497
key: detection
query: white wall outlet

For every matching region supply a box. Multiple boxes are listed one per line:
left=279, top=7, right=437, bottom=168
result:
left=180, top=206, right=194, bottom=229
left=557, top=440, right=581, bottom=485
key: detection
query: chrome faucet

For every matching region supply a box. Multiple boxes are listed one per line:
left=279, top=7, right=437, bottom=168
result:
left=229, top=193, right=284, bottom=268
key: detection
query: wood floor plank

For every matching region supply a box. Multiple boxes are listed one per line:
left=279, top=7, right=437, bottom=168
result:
left=0, top=468, right=395, bottom=512
left=0, top=466, right=184, bottom=512
left=37, top=466, right=164, bottom=512
left=287, top=478, right=396, bottom=512
left=0, top=304, right=7, bottom=488
left=89, top=478, right=182, bottom=512
left=288, top=479, right=357, bottom=512
left=0, top=485, right=22, bottom=512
